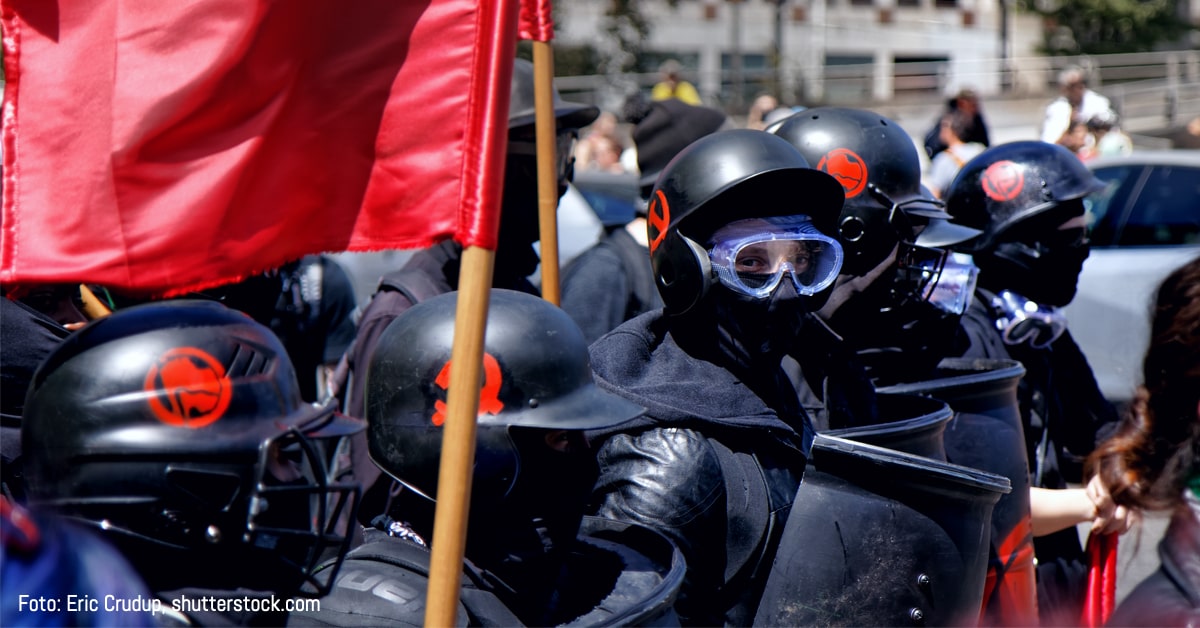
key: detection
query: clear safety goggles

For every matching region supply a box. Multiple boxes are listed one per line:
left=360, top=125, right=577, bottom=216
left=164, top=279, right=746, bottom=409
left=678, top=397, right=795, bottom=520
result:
left=915, top=252, right=979, bottom=315
left=708, top=216, right=844, bottom=299
left=991, top=289, right=1067, bottom=349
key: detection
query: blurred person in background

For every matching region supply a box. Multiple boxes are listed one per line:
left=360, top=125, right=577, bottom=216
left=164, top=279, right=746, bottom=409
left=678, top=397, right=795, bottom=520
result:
left=924, top=88, right=991, bottom=160
left=1042, top=67, right=1113, bottom=150
left=746, top=93, right=780, bottom=130
left=1060, top=119, right=1092, bottom=158
left=574, top=110, right=627, bottom=173
left=560, top=97, right=728, bottom=344
left=2, top=497, right=154, bottom=627
left=205, top=254, right=358, bottom=403
left=927, top=112, right=988, bottom=199
left=1090, top=255, right=1200, bottom=627
left=1082, top=109, right=1133, bottom=160
left=651, top=59, right=702, bottom=106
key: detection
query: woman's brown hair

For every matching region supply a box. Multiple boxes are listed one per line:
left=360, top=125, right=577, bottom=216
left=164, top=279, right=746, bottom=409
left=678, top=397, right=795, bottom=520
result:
left=1087, top=255, right=1200, bottom=511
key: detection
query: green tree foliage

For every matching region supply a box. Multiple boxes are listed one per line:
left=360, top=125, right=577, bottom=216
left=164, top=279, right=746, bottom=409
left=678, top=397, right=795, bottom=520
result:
left=1022, top=0, right=1194, bottom=54
left=601, top=0, right=652, bottom=74
left=516, top=0, right=649, bottom=76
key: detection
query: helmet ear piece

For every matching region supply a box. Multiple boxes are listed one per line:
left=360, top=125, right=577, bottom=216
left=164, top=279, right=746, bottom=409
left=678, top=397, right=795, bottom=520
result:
left=654, top=234, right=712, bottom=315
left=838, top=205, right=898, bottom=277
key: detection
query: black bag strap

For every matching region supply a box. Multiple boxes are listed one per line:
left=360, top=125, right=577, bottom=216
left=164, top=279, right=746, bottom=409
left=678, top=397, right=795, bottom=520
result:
left=378, top=268, right=443, bottom=307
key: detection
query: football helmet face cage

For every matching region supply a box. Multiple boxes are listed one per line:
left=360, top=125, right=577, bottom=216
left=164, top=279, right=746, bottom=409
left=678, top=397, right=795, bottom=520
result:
left=22, top=300, right=362, bottom=597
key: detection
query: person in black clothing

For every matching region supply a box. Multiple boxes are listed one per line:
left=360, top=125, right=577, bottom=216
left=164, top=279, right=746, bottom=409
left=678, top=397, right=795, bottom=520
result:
left=291, top=289, right=683, bottom=626
left=943, top=141, right=1132, bottom=625
left=923, top=88, right=991, bottom=159
left=0, top=296, right=73, bottom=502
left=341, top=58, right=599, bottom=527
left=20, top=301, right=363, bottom=626
left=768, top=107, right=983, bottom=426
left=586, top=129, right=847, bottom=625
left=561, top=98, right=728, bottom=343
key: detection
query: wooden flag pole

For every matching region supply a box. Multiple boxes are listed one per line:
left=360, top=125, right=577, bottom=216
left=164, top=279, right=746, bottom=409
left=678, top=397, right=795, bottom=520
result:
left=425, top=245, right=495, bottom=626
left=532, top=41, right=562, bottom=306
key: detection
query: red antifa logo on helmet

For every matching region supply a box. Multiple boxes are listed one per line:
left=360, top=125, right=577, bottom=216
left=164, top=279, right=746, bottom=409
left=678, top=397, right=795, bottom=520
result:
left=982, top=160, right=1025, bottom=202
left=817, top=148, right=869, bottom=198
left=647, top=189, right=670, bottom=255
left=432, top=352, right=504, bottom=427
left=143, top=348, right=232, bottom=428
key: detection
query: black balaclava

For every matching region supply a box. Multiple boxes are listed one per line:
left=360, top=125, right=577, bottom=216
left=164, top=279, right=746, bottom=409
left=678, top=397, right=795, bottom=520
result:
left=824, top=262, right=966, bottom=385
left=494, top=154, right=544, bottom=284
left=975, top=199, right=1089, bottom=308
left=674, top=277, right=816, bottom=376
left=393, top=426, right=597, bottom=627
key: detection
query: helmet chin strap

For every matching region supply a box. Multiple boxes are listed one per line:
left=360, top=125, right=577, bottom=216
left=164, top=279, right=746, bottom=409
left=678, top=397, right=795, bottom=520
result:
left=817, top=244, right=898, bottom=322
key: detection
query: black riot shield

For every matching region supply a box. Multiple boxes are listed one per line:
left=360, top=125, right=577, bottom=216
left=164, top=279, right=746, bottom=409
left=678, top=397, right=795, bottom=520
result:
left=754, top=435, right=1010, bottom=627
left=880, top=357, right=1038, bottom=626
left=558, top=516, right=686, bottom=627
left=824, top=392, right=954, bottom=461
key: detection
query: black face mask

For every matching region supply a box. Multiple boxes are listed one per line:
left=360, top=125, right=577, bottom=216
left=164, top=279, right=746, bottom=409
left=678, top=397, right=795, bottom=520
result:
left=467, top=427, right=597, bottom=625
left=982, top=229, right=1089, bottom=308
left=825, top=265, right=965, bottom=384
left=709, top=279, right=810, bottom=370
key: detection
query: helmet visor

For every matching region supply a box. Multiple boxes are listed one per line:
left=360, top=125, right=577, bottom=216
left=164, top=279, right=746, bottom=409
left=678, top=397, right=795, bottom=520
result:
left=709, top=216, right=844, bottom=298
left=917, top=252, right=979, bottom=315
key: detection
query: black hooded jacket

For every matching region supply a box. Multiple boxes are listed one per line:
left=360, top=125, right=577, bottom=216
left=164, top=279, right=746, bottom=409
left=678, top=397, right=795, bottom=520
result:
left=587, top=310, right=809, bottom=626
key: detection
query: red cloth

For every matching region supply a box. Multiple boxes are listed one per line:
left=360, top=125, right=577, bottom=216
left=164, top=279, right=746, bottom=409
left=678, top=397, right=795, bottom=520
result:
left=1082, top=531, right=1118, bottom=627
left=1, top=0, right=519, bottom=296
left=517, top=0, right=553, bottom=42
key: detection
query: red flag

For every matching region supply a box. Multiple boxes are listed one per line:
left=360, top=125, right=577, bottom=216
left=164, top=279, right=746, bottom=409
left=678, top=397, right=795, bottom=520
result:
left=1, top=0, right=519, bottom=296
left=518, top=0, right=553, bottom=42
left=1082, top=531, right=1118, bottom=627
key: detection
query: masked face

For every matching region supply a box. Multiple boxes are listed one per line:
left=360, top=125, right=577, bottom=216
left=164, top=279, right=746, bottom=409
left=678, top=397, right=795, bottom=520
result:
left=471, top=427, right=597, bottom=625
left=823, top=262, right=967, bottom=384
left=980, top=205, right=1090, bottom=307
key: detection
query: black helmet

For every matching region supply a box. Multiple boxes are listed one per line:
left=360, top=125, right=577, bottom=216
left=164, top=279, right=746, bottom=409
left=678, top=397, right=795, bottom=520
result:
left=943, top=141, right=1105, bottom=307
left=21, top=300, right=362, bottom=597
left=508, top=58, right=599, bottom=131
left=943, top=140, right=1107, bottom=254
left=770, top=107, right=979, bottom=276
left=366, top=288, right=642, bottom=536
left=646, top=129, right=845, bottom=314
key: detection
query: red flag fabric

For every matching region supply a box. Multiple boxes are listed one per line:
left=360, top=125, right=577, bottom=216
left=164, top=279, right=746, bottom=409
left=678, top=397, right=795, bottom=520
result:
left=518, top=0, right=553, bottom=42
left=1081, top=531, right=1118, bottom=627
left=1, top=0, right=519, bottom=296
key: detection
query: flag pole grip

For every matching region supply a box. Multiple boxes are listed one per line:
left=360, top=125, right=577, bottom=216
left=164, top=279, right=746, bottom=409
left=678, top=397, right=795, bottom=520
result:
left=533, top=42, right=561, bottom=306
left=425, top=245, right=495, bottom=626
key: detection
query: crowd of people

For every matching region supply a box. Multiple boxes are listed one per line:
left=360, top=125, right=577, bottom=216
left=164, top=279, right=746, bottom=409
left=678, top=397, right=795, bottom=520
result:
left=2, top=55, right=1197, bottom=627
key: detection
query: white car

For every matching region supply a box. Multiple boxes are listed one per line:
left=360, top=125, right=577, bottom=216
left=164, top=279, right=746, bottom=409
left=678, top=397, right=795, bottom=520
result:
left=1062, top=150, right=1200, bottom=404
